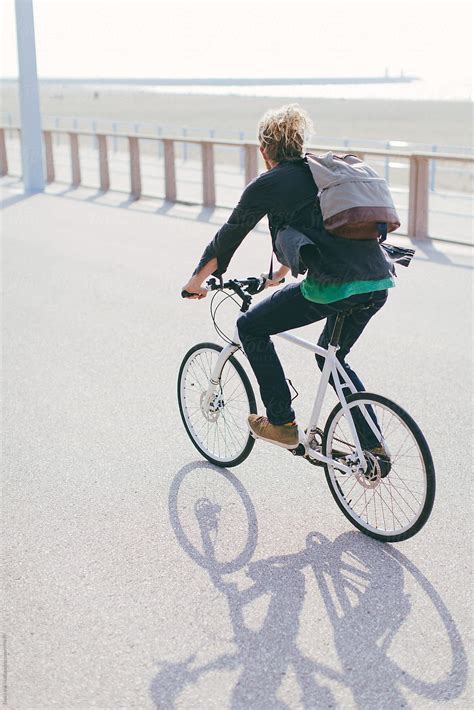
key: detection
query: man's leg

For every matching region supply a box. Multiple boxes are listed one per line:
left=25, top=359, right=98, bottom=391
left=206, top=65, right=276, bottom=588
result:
left=316, top=290, right=388, bottom=449
left=238, top=283, right=340, bottom=425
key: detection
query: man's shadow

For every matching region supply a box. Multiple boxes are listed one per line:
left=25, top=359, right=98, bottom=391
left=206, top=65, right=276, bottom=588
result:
left=150, top=462, right=467, bottom=709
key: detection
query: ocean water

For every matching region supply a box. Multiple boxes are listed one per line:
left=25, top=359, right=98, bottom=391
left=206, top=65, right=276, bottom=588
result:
left=99, top=77, right=472, bottom=102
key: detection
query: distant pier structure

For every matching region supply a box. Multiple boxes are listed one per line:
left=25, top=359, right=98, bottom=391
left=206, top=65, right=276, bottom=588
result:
left=104, top=75, right=419, bottom=87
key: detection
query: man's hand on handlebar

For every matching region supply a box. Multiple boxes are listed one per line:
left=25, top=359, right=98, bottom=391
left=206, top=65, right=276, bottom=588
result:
left=181, top=257, right=218, bottom=300
left=181, top=276, right=208, bottom=300
left=262, top=273, right=284, bottom=289
left=262, top=265, right=290, bottom=288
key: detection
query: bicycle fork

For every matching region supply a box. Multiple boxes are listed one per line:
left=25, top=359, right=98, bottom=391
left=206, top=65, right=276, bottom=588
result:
left=201, top=335, right=241, bottom=414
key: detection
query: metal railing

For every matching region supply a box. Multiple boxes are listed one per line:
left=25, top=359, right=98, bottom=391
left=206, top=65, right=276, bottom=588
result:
left=1, top=125, right=473, bottom=242
left=3, top=112, right=472, bottom=192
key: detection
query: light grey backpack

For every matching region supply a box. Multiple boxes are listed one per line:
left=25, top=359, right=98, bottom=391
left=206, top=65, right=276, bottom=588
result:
left=306, top=151, right=401, bottom=240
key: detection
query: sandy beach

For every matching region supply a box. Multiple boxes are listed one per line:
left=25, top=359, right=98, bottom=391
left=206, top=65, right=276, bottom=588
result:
left=1, top=84, right=472, bottom=147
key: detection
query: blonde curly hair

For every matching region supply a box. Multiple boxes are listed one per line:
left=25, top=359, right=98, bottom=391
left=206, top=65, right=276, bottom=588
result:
left=257, top=103, right=313, bottom=163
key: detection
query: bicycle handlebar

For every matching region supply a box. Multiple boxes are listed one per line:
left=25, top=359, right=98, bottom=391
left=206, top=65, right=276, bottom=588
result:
left=207, top=276, right=265, bottom=293
left=181, top=276, right=285, bottom=301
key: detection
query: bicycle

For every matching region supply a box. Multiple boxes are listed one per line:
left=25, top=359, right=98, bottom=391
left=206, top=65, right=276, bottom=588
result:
left=178, top=276, right=435, bottom=542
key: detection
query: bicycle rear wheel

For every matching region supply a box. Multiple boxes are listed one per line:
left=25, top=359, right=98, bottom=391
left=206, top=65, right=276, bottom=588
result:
left=323, top=393, right=435, bottom=542
left=177, top=342, right=256, bottom=467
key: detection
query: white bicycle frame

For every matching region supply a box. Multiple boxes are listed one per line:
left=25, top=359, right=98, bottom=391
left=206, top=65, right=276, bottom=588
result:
left=203, top=326, right=384, bottom=475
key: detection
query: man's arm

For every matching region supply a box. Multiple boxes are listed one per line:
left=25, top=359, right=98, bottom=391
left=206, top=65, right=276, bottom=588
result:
left=182, top=177, right=270, bottom=297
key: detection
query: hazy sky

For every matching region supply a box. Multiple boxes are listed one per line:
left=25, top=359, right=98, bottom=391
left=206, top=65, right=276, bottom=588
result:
left=1, top=0, right=472, bottom=85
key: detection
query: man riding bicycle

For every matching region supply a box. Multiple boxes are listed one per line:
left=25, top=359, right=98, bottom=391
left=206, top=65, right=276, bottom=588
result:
left=182, top=104, right=394, bottom=451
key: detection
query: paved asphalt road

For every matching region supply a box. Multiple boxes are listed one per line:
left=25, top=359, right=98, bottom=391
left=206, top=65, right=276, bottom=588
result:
left=2, top=177, right=473, bottom=708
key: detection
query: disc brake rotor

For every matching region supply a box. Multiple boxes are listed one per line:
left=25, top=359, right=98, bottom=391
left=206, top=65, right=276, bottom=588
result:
left=355, top=452, right=382, bottom=489
left=200, top=391, right=224, bottom=422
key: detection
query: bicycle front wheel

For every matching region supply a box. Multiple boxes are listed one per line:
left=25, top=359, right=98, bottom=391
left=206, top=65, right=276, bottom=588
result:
left=177, top=342, right=257, bottom=467
left=323, top=393, right=435, bottom=542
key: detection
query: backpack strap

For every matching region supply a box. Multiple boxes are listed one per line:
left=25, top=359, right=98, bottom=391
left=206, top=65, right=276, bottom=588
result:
left=377, top=222, right=388, bottom=242
left=268, top=251, right=274, bottom=280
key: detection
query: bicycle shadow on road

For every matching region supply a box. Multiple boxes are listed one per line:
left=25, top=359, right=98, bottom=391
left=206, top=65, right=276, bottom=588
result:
left=150, top=461, right=467, bottom=709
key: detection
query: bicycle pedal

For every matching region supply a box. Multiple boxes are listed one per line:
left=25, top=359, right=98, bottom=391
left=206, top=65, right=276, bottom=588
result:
left=289, top=444, right=306, bottom=457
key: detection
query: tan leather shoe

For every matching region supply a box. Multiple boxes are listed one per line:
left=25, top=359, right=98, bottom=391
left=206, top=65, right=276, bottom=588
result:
left=248, top=414, right=299, bottom=449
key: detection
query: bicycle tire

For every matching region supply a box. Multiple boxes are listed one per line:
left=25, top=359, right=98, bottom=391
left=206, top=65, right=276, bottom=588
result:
left=323, top=392, right=435, bottom=542
left=177, top=342, right=257, bottom=467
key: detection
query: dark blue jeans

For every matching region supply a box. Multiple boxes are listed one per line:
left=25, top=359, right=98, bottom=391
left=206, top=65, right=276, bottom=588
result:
left=237, top=283, right=388, bottom=447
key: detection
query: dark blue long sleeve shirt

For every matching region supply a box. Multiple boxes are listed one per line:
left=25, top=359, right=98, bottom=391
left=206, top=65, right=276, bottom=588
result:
left=193, top=158, right=394, bottom=285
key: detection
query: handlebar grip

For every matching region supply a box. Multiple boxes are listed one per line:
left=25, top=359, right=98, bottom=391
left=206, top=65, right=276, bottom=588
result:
left=181, top=289, right=194, bottom=298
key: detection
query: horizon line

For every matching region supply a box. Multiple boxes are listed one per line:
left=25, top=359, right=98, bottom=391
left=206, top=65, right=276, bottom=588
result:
left=0, top=75, right=419, bottom=86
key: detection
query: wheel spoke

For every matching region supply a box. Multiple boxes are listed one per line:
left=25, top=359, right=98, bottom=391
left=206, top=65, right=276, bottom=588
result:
left=375, top=485, right=404, bottom=528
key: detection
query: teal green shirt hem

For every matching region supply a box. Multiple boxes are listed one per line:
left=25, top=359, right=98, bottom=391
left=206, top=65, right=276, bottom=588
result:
left=300, top=275, right=395, bottom=304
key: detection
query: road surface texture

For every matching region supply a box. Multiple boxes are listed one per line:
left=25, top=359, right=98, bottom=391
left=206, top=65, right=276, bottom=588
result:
left=2, top=176, right=472, bottom=708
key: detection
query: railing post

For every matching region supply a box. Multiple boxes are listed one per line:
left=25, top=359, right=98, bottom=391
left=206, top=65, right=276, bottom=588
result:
left=43, top=130, right=55, bottom=183
left=415, top=156, right=429, bottom=237
left=408, top=156, right=417, bottom=237
left=408, top=155, right=429, bottom=238
left=385, top=141, right=390, bottom=183
left=201, top=142, right=216, bottom=207
left=0, top=128, right=8, bottom=176
left=97, top=134, right=110, bottom=192
left=69, top=132, right=81, bottom=187
left=239, top=131, right=245, bottom=173
left=128, top=136, right=141, bottom=200
left=157, top=126, right=162, bottom=158
left=244, top=144, right=258, bottom=185
left=163, top=139, right=176, bottom=202
left=182, top=126, right=188, bottom=161
left=430, top=144, right=437, bottom=192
